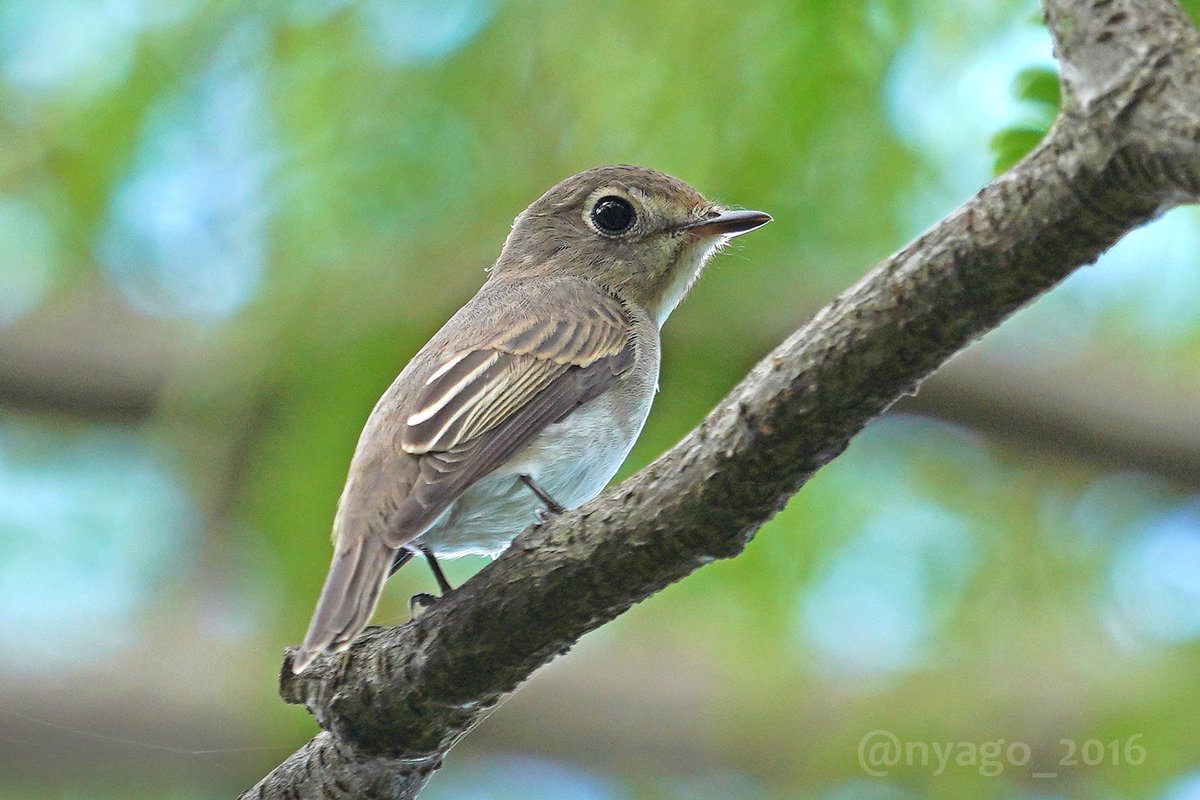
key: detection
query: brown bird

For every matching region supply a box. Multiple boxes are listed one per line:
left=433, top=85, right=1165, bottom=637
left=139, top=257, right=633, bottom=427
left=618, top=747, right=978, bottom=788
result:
left=293, top=165, right=771, bottom=673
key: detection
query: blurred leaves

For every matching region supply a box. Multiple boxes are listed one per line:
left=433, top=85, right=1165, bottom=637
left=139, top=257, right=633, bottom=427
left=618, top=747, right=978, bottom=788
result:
left=990, top=66, right=1060, bottom=173
left=3, top=0, right=1200, bottom=798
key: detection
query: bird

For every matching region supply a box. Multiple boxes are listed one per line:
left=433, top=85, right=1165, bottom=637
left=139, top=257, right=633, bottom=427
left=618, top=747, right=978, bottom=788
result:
left=292, top=165, right=771, bottom=673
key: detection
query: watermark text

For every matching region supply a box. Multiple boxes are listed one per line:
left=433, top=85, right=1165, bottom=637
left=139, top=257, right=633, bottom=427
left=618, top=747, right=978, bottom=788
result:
left=857, top=730, right=1145, bottom=778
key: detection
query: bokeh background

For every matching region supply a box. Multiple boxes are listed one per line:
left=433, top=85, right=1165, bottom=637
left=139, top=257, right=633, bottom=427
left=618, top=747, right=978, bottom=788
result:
left=3, top=0, right=1200, bottom=797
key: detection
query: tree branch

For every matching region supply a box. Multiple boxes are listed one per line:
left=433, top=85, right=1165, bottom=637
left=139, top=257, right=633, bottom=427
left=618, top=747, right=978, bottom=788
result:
left=0, top=291, right=174, bottom=422
left=244, top=1, right=1200, bottom=796
left=901, top=352, right=1200, bottom=486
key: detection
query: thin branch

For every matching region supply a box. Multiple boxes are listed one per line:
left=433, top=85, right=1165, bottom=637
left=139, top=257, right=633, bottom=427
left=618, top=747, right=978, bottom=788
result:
left=901, top=351, right=1200, bottom=487
left=246, top=1, right=1200, bottom=796
left=0, top=292, right=174, bottom=421
left=10, top=300, right=1200, bottom=491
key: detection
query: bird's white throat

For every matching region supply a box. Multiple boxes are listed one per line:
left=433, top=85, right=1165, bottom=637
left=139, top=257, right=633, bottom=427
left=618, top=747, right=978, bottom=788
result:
left=656, top=237, right=724, bottom=328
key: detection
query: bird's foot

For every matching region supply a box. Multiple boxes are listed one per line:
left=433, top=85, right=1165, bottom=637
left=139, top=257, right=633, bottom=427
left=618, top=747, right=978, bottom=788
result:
left=409, top=592, right=441, bottom=614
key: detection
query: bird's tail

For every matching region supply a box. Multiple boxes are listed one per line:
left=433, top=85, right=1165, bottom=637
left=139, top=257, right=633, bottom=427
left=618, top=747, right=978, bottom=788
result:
left=292, top=536, right=397, bottom=674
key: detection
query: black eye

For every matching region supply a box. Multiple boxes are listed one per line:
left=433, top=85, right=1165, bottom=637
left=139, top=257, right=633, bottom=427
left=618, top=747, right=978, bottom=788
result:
left=590, top=195, right=636, bottom=234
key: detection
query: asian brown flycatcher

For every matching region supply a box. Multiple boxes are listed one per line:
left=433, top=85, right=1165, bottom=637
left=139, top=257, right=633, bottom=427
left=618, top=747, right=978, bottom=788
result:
left=293, top=165, right=771, bottom=673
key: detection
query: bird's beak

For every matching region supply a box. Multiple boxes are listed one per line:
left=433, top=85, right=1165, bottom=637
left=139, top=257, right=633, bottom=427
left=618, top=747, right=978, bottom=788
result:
left=683, top=209, right=773, bottom=238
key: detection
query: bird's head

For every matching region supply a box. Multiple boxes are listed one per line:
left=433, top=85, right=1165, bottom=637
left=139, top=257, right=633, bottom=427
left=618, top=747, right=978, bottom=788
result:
left=494, top=165, right=771, bottom=327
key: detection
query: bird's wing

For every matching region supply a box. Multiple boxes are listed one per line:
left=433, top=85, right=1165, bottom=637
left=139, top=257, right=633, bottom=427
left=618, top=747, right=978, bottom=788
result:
left=381, top=289, right=635, bottom=546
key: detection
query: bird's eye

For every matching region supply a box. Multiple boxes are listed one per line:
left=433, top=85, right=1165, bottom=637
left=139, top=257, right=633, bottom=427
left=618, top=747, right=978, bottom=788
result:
left=590, top=196, right=636, bottom=235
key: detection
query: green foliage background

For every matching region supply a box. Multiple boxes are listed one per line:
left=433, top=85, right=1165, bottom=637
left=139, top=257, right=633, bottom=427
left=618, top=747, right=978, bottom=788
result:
left=3, top=1, right=1200, bottom=798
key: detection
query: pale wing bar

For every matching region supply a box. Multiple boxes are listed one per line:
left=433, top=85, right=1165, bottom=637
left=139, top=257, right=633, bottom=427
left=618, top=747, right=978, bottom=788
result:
left=403, top=351, right=566, bottom=454
left=401, top=309, right=631, bottom=456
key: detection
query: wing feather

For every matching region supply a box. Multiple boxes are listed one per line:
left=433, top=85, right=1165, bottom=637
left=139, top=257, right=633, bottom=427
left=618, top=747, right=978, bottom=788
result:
left=401, top=298, right=631, bottom=455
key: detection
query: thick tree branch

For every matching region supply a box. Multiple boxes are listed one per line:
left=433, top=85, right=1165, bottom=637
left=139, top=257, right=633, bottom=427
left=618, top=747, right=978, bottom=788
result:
left=244, top=1, right=1200, bottom=796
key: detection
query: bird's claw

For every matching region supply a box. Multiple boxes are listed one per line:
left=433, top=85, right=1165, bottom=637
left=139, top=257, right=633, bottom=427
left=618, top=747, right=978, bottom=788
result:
left=409, top=592, right=440, bottom=614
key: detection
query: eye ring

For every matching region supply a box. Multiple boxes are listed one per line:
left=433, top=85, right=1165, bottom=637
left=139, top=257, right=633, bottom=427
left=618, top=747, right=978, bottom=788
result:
left=589, top=195, right=636, bottom=235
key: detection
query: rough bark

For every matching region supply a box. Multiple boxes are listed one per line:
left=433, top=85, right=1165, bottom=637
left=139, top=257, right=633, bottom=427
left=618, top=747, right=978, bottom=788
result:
left=243, top=1, right=1200, bottom=796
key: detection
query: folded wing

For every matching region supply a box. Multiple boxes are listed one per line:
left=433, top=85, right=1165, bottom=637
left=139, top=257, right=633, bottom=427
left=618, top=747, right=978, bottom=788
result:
left=389, top=292, right=635, bottom=543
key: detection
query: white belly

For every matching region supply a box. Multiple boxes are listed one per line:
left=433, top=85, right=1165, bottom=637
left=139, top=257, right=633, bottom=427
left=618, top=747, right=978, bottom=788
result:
left=417, top=387, right=653, bottom=558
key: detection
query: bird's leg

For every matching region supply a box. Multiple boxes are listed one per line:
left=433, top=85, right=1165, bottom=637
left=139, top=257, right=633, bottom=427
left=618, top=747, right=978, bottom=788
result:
left=519, top=474, right=566, bottom=520
left=409, top=545, right=453, bottom=613
left=422, top=546, right=454, bottom=594
left=409, top=593, right=438, bottom=613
